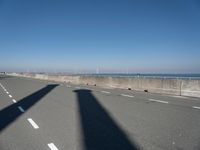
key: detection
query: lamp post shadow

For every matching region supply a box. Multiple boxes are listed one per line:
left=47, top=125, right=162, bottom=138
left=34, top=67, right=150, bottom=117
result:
left=74, top=89, right=140, bottom=150
left=0, top=84, right=58, bottom=132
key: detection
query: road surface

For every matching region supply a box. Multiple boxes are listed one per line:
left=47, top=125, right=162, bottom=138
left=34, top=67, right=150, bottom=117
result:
left=0, top=75, right=200, bottom=150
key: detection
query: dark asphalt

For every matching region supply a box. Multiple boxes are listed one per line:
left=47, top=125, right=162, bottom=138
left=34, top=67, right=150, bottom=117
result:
left=0, top=75, right=200, bottom=150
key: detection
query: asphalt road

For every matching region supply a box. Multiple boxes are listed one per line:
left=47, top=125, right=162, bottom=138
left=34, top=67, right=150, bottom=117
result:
left=0, top=75, right=200, bottom=150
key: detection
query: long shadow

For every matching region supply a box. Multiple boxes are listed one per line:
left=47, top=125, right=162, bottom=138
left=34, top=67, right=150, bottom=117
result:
left=74, top=89, right=140, bottom=150
left=0, top=84, right=58, bottom=132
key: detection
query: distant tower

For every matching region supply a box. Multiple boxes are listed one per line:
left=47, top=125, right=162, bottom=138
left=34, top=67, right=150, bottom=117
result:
left=96, top=67, right=99, bottom=74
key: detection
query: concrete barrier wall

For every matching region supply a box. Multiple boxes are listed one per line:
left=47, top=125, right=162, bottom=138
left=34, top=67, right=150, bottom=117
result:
left=181, top=80, right=200, bottom=97
left=8, top=73, right=200, bottom=98
left=78, top=76, right=182, bottom=95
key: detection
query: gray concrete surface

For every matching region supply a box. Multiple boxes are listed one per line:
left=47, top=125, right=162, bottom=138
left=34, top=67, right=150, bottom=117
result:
left=1, top=75, right=200, bottom=150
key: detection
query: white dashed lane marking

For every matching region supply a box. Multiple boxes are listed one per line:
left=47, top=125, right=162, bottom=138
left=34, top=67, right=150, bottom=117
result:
left=121, top=94, right=134, bottom=98
left=75, top=86, right=81, bottom=89
left=101, top=91, right=110, bottom=94
left=18, top=106, right=25, bottom=113
left=6, top=91, right=9, bottom=94
left=12, top=99, right=17, bottom=103
left=27, top=118, right=39, bottom=129
left=193, top=106, right=200, bottom=110
left=48, top=143, right=59, bottom=150
left=170, top=95, right=187, bottom=99
left=148, top=99, right=169, bottom=104
left=9, top=95, right=12, bottom=98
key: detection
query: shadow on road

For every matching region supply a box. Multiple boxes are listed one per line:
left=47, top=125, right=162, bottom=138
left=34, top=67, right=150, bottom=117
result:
left=74, top=89, right=140, bottom=150
left=0, top=84, right=58, bottom=132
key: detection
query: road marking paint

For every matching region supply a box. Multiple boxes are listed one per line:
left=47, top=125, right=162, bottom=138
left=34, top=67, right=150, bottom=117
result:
left=148, top=99, right=169, bottom=104
left=48, top=143, right=59, bottom=150
left=12, top=99, right=17, bottom=103
left=101, top=91, right=110, bottom=94
left=6, top=91, right=9, bottom=94
left=121, top=94, right=134, bottom=98
left=193, top=106, right=200, bottom=110
left=170, top=95, right=187, bottom=99
left=18, top=106, right=25, bottom=112
left=66, top=85, right=71, bottom=88
left=75, top=86, right=81, bottom=89
left=27, top=118, right=39, bottom=129
left=9, top=95, right=12, bottom=98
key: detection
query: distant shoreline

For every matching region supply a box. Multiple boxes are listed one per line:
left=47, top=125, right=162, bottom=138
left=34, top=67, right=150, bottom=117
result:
left=79, top=73, right=200, bottom=80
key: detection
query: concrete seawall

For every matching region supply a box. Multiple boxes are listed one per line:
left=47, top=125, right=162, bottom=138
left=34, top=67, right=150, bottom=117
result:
left=9, top=73, right=200, bottom=98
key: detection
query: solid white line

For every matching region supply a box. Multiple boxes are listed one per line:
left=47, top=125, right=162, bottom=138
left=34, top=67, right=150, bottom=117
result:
left=193, top=106, right=200, bottom=110
left=9, top=95, right=12, bottom=98
left=121, top=94, right=134, bottom=98
left=12, top=99, right=17, bottom=103
left=48, top=143, right=59, bottom=150
left=101, top=91, right=110, bottom=94
left=148, top=99, right=169, bottom=104
left=18, top=106, right=25, bottom=112
left=27, top=118, right=39, bottom=129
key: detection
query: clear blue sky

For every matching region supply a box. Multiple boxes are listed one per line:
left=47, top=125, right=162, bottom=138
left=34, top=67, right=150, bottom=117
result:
left=0, top=0, right=200, bottom=73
